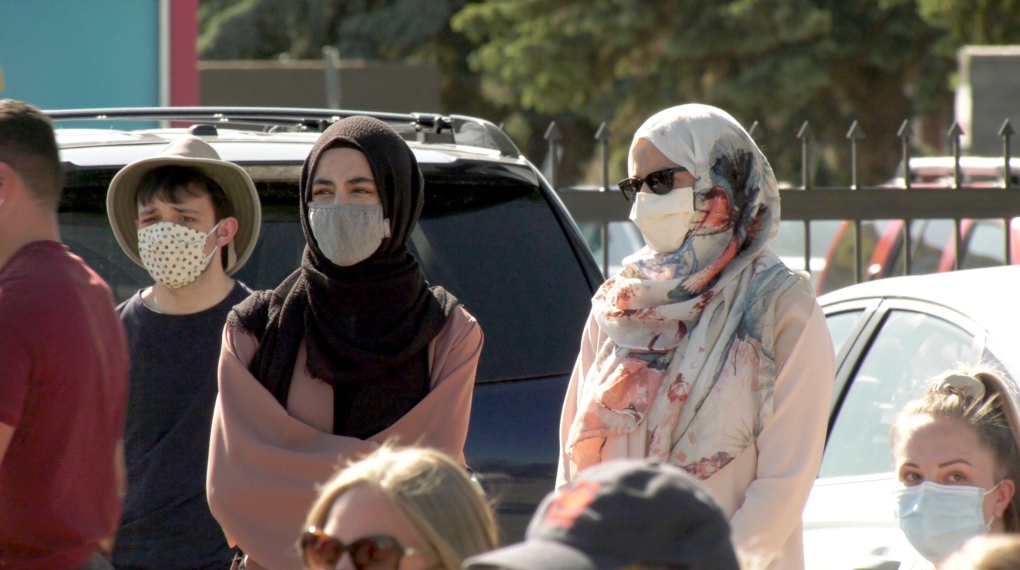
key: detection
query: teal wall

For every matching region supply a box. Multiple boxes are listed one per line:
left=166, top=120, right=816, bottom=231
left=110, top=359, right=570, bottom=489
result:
left=0, top=0, right=159, bottom=110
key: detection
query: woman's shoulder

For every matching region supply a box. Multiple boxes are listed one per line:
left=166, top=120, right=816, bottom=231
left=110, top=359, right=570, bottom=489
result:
left=746, top=249, right=816, bottom=311
left=427, top=305, right=484, bottom=386
left=436, top=304, right=482, bottom=347
left=223, top=325, right=262, bottom=368
left=228, top=270, right=304, bottom=332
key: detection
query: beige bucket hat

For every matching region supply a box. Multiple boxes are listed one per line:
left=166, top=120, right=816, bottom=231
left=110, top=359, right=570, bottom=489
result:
left=106, top=136, right=261, bottom=275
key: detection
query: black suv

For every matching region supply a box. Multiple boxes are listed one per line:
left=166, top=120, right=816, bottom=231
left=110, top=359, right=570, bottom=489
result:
left=49, top=108, right=602, bottom=541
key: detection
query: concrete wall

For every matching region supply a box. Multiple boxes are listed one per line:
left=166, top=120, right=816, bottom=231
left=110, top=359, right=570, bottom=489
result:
left=956, top=46, right=1020, bottom=156
left=199, top=59, right=441, bottom=114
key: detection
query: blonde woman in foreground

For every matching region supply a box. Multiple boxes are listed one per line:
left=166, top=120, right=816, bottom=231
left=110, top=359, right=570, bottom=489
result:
left=299, top=446, right=498, bottom=570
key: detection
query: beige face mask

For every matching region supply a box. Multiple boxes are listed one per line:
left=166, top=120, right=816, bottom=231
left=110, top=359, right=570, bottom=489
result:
left=137, top=221, right=221, bottom=289
left=628, top=186, right=696, bottom=253
left=307, top=203, right=391, bottom=266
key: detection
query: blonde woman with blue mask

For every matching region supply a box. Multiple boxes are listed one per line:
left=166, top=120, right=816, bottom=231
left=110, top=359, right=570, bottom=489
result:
left=891, top=370, right=1020, bottom=567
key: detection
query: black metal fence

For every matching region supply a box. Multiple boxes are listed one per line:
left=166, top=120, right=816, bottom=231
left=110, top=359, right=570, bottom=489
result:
left=549, top=119, right=1020, bottom=287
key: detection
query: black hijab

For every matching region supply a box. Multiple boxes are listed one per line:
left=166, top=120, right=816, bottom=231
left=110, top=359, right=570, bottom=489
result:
left=228, top=116, right=457, bottom=437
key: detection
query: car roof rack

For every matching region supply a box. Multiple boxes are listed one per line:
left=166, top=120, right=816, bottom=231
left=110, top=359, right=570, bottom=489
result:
left=44, top=107, right=521, bottom=158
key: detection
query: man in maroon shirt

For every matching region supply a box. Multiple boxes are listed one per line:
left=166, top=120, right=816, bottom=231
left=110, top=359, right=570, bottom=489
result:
left=0, top=99, right=129, bottom=570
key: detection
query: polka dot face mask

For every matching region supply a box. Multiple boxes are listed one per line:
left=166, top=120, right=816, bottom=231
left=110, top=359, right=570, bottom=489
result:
left=137, top=220, right=222, bottom=289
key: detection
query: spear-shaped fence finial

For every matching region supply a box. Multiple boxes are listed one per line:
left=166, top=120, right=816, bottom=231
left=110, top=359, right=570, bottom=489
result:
left=947, top=122, right=965, bottom=190
left=747, top=120, right=763, bottom=143
left=595, top=122, right=611, bottom=193
left=846, top=120, right=866, bottom=190
left=1000, top=118, right=1015, bottom=190
left=544, top=121, right=563, bottom=189
left=797, top=121, right=813, bottom=190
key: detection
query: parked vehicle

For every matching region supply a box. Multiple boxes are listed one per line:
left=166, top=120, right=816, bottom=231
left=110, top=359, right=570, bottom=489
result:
left=816, top=156, right=1020, bottom=295
left=889, top=155, right=1020, bottom=187
left=773, top=220, right=839, bottom=286
left=49, top=108, right=603, bottom=542
left=576, top=220, right=644, bottom=277
left=803, top=265, right=1020, bottom=570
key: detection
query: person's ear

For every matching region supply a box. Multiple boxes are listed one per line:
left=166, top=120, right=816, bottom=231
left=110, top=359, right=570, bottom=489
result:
left=0, top=162, right=15, bottom=200
left=994, top=479, right=1015, bottom=517
left=215, top=217, right=240, bottom=247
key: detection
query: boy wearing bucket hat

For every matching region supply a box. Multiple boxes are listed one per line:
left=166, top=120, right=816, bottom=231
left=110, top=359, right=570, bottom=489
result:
left=464, top=459, right=742, bottom=570
left=105, top=135, right=261, bottom=570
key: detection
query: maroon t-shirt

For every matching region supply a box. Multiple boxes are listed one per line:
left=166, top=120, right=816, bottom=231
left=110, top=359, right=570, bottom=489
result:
left=0, top=242, right=129, bottom=570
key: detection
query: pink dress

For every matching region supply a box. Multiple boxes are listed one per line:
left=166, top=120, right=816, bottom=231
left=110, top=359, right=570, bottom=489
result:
left=558, top=277, right=834, bottom=570
left=207, top=306, right=482, bottom=570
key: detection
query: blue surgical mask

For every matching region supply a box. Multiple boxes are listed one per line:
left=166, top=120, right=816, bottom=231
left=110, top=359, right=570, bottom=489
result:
left=894, top=481, right=999, bottom=562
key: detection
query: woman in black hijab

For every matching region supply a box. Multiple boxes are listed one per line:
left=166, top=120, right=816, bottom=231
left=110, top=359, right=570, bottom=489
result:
left=207, top=117, right=483, bottom=570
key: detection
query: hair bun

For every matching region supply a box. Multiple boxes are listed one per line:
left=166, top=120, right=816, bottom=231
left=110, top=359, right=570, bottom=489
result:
left=935, top=374, right=987, bottom=400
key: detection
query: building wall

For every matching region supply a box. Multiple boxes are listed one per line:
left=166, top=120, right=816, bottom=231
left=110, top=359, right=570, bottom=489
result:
left=0, top=0, right=160, bottom=109
left=199, top=60, right=441, bottom=113
left=956, top=46, right=1020, bottom=156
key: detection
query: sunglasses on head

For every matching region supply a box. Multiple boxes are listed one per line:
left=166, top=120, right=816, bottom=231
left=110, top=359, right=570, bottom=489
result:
left=300, top=527, right=428, bottom=570
left=618, top=166, right=690, bottom=202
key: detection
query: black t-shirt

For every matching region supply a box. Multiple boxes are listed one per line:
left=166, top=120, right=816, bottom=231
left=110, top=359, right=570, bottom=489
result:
left=112, top=282, right=250, bottom=570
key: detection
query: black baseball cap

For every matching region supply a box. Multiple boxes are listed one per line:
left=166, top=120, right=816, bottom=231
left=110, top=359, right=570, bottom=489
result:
left=464, top=459, right=740, bottom=570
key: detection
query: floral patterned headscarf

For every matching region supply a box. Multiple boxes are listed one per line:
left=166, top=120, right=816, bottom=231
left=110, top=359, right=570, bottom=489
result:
left=564, top=104, right=800, bottom=481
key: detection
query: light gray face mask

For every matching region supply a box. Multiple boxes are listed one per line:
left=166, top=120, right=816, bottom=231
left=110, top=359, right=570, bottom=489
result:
left=307, top=202, right=391, bottom=267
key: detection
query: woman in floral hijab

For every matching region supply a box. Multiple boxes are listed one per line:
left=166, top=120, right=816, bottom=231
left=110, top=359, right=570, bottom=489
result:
left=557, top=104, right=835, bottom=570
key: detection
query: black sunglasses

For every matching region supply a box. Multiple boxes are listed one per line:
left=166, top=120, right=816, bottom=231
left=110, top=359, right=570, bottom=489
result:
left=618, top=166, right=690, bottom=202
left=300, top=527, right=428, bottom=570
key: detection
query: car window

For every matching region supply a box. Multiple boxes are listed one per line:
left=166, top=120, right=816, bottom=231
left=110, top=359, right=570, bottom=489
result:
left=58, top=168, right=593, bottom=384
left=908, top=219, right=953, bottom=275
left=819, top=220, right=887, bottom=294
left=409, top=178, right=593, bottom=382
left=817, top=310, right=981, bottom=478
left=962, top=220, right=1006, bottom=270
left=878, top=219, right=953, bottom=279
left=824, top=310, right=863, bottom=355
left=577, top=221, right=644, bottom=276
left=773, top=221, right=840, bottom=281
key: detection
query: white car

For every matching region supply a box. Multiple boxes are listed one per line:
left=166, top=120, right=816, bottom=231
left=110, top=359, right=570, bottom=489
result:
left=576, top=220, right=645, bottom=277
left=804, top=265, right=1020, bottom=570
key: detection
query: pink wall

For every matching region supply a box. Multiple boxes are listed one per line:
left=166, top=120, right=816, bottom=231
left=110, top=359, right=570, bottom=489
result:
left=170, top=0, right=199, bottom=106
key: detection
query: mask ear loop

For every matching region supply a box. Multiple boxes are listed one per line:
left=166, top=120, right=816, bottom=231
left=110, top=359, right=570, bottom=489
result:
left=203, top=220, right=226, bottom=265
left=983, top=481, right=1005, bottom=527
left=207, top=219, right=224, bottom=238
left=983, top=479, right=1015, bottom=530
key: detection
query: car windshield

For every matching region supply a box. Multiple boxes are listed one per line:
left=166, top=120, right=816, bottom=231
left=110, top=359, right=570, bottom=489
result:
left=58, top=165, right=593, bottom=384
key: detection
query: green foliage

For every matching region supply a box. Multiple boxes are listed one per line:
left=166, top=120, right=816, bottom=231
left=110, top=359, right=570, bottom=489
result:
left=452, top=0, right=949, bottom=185
left=199, top=0, right=310, bottom=59
left=916, top=0, right=1020, bottom=49
left=197, top=0, right=504, bottom=143
left=200, top=0, right=458, bottom=60
left=197, top=0, right=1016, bottom=186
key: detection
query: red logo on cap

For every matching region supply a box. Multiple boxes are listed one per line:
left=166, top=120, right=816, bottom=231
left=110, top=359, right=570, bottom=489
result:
left=543, top=481, right=600, bottom=528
